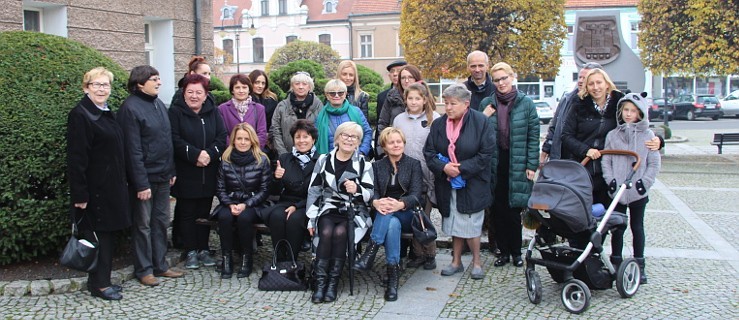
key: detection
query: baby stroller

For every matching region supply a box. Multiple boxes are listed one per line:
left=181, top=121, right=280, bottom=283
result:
left=524, top=150, right=641, bottom=314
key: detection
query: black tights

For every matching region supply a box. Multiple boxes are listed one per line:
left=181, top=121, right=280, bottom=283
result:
left=265, top=203, right=307, bottom=261
left=611, top=197, right=648, bottom=258
left=217, top=207, right=260, bottom=254
left=316, top=214, right=348, bottom=260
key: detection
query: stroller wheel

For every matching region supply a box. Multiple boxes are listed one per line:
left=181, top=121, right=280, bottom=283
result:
left=561, top=279, right=591, bottom=314
left=525, top=269, right=542, bottom=304
left=616, top=258, right=640, bottom=298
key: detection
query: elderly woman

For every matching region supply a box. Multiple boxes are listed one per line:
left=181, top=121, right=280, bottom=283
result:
left=218, top=74, right=268, bottom=147
left=214, top=123, right=271, bottom=279
left=169, top=74, right=228, bottom=270
left=306, top=122, right=374, bottom=304
left=424, top=84, right=495, bottom=280
left=479, top=62, right=540, bottom=268
left=271, top=72, right=323, bottom=155
left=261, top=120, right=319, bottom=262
left=337, top=60, right=370, bottom=121
left=315, top=79, right=373, bottom=156
left=67, top=67, right=130, bottom=300
left=353, top=127, right=423, bottom=301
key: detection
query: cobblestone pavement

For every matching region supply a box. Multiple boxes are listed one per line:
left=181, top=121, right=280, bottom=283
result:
left=1, top=130, right=738, bottom=319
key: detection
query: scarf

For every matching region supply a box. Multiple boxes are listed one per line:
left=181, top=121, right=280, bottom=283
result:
left=292, top=145, right=316, bottom=169
left=230, top=149, right=255, bottom=167
left=290, top=92, right=315, bottom=120
left=232, top=98, right=251, bottom=121
left=445, top=109, right=468, bottom=164
left=495, top=88, right=518, bottom=150
left=315, top=100, right=364, bottom=154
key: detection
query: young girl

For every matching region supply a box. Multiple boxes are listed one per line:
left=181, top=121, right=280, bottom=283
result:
left=602, top=92, right=661, bottom=284
left=392, top=82, right=440, bottom=270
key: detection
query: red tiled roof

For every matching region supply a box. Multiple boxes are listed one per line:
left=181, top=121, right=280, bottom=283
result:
left=212, top=0, right=252, bottom=27
left=349, top=0, right=401, bottom=16
left=303, top=0, right=355, bottom=22
left=565, top=0, right=638, bottom=8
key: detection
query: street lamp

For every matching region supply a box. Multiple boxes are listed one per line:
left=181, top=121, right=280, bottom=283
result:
left=220, top=5, right=257, bottom=75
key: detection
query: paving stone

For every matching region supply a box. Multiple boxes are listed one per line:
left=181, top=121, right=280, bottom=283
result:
left=50, top=279, right=72, bottom=294
left=3, top=280, right=29, bottom=296
left=29, top=280, right=51, bottom=296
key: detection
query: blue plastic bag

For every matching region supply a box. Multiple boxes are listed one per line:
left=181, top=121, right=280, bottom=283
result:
left=436, top=153, right=466, bottom=189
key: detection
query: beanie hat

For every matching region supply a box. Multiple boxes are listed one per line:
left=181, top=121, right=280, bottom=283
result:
left=617, top=92, right=648, bottom=122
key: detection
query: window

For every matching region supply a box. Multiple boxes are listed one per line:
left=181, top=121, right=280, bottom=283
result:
left=286, top=35, right=297, bottom=44
left=223, top=39, right=234, bottom=63
left=253, top=38, right=264, bottom=62
left=261, top=0, right=269, bottom=16
left=23, top=10, right=40, bottom=32
left=323, top=0, right=338, bottom=13
left=144, top=23, right=153, bottom=65
left=566, top=25, right=574, bottom=53
left=360, top=34, right=373, bottom=58
left=630, top=22, right=640, bottom=50
left=279, top=0, right=287, bottom=15
left=319, top=34, right=331, bottom=47
left=397, top=35, right=404, bottom=57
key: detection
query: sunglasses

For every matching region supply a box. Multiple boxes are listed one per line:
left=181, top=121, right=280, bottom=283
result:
left=327, top=91, right=346, bottom=97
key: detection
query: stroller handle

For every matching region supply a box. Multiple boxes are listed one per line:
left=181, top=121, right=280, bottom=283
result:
left=581, top=149, right=641, bottom=171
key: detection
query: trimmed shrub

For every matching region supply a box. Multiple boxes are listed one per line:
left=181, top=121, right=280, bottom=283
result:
left=368, top=101, right=378, bottom=125
left=356, top=64, right=384, bottom=88
left=211, top=90, right=231, bottom=106
left=363, top=83, right=382, bottom=103
left=265, top=40, right=340, bottom=77
left=209, top=76, right=228, bottom=92
left=0, top=31, right=129, bottom=265
left=270, top=60, right=326, bottom=94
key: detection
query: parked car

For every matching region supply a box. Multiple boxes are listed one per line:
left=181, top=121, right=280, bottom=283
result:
left=671, top=94, right=722, bottom=121
left=646, top=97, right=675, bottom=121
left=720, top=90, right=739, bottom=118
left=534, top=101, right=553, bottom=124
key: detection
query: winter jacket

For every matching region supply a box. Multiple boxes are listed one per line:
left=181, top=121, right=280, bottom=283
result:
left=393, top=111, right=441, bottom=203
left=346, top=89, right=370, bottom=122
left=602, top=115, right=661, bottom=205
left=372, top=154, right=424, bottom=209
left=270, top=151, right=319, bottom=209
left=424, top=109, right=495, bottom=217
left=252, top=95, right=278, bottom=132
left=216, top=155, right=272, bottom=208
left=464, top=74, right=495, bottom=111
left=218, top=99, right=268, bottom=147
left=117, top=90, right=175, bottom=191
left=561, top=90, right=625, bottom=176
left=542, top=87, right=578, bottom=160
left=319, top=106, right=374, bottom=156
left=169, top=93, right=228, bottom=199
left=479, top=91, right=540, bottom=207
left=270, top=94, right=323, bottom=155
left=67, top=95, right=131, bottom=231
left=378, top=88, right=405, bottom=134
left=306, top=150, right=374, bottom=230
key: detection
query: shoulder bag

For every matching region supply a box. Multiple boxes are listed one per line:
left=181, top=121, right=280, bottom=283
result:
left=59, top=214, right=99, bottom=273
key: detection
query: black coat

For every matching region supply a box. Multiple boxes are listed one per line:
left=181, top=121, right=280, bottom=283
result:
left=270, top=152, right=318, bottom=209
left=372, top=154, right=424, bottom=209
left=561, top=90, right=624, bottom=176
left=464, top=74, right=495, bottom=111
left=216, top=155, right=272, bottom=208
left=424, top=109, right=495, bottom=217
left=252, top=95, right=278, bottom=133
left=169, top=94, right=228, bottom=199
left=66, top=95, right=131, bottom=231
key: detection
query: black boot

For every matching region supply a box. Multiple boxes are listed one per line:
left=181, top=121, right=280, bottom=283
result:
left=221, top=251, right=233, bottom=279
left=610, top=255, right=623, bottom=270
left=635, top=257, right=648, bottom=284
left=354, top=240, right=380, bottom=271
left=324, top=259, right=344, bottom=303
left=311, top=259, right=330, bottom=304
left=237, top=252, right=252, bottom=278
left=384, top=263, right=400, bottom=301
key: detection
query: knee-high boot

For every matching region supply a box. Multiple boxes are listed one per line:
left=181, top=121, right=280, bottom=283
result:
left=324, top=259, right=344, bottom=302
left=384, top=263, right=400, bottom=301
left=221, top=250, right=233, bottom=279
left=311, top=259, right=330, bottom=304
left=353, top=240, right=380, bottom=271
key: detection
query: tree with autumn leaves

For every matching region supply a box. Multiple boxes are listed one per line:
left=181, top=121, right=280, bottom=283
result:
left=638, top=0, right=738, bottom=76
left=400, top=0, right=567, bottom=79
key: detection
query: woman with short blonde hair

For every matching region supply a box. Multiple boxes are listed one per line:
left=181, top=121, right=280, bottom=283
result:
left=314, top=79, right=372, bottom=155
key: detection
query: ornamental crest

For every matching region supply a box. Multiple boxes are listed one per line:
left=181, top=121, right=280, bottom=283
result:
left=575, top=16, right=621, bottom=65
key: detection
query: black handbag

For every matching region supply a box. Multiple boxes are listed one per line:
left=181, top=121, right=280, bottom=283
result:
left=258, top=239, right=307, bottom=291
left=59, top=219, right=99, bottom=273
left=411, top=198, right=437, bottom=245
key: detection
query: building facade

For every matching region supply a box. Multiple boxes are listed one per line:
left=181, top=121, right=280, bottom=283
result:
left=1, top=0, right=214, bottom=103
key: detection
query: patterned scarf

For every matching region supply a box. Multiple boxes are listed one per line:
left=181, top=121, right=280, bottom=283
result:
left=292, top=145, right=316, bottom=169
left=232, top=97, right=251, bottom=121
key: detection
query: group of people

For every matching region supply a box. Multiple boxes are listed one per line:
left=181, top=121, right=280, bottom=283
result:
left=66, top=51, right=659, bottom=303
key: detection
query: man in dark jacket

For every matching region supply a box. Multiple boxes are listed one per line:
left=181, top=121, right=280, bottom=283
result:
left=463, top=50, right=495, bottom=111
left=118, top=65, right=182, bottom=287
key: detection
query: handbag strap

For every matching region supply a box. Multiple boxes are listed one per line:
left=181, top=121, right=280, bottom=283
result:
left=71, top=208, right=98, bottom=242
left=409, top=195, right=426, bottom=230
left=271, top=239, right=298, bottom=268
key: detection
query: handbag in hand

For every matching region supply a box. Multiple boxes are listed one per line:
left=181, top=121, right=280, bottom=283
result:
left=411, top=199, right=437, bottom=245
left=258, top=239, right=307, bottom=291
left=59, top=220, right=99, bottom=273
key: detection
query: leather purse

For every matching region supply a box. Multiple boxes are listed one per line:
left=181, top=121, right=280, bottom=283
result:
left=59, top=220, right=99, bottom=273
left=410, top=196, right=437, bottom=245
left=258, top=239, right=307, bottom=291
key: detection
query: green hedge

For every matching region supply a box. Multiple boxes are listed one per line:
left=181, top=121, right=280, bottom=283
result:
left=0, top=31, right=129, bottom=265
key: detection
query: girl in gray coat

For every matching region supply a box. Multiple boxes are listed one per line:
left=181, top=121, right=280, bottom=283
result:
left=602, top=92, right=661, bottom=284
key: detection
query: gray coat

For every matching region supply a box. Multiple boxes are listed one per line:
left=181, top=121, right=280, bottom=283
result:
left=270, top=94, right=323, bottom=155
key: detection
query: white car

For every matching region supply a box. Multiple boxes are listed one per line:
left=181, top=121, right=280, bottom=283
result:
left=534, top=101, right=553, bottom=124
left=721, top=90, right=739, bottom=117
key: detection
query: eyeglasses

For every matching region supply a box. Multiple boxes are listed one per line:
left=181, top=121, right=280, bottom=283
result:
left=340, top=133, right=359, bottom=141
left=327, top=91, right=346, bottom=97
left=493, top=75, right=509, bottom=83
left=147, top=76, right=161, bottom=82
left=400, top=76, right=416, bottom=82
left=88, top=82, right=111, bottom=90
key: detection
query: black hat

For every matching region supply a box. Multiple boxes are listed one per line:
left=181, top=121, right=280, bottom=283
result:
left=386, top=60, right=407, bottom=71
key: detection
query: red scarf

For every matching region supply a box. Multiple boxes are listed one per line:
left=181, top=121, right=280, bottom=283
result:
left=445, top=109, right=468, bottom=164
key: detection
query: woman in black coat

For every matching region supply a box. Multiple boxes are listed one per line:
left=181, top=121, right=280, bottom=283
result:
left=262, top=120, right=319, bottom=262
left=169, top=74, right=227, bottom=270
left=215, top=123, right=272, bottom=279
left=66, top=67, right=130, bottom=300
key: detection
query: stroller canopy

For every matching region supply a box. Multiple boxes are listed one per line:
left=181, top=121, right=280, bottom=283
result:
left=528, top=160, right=595, bottom=233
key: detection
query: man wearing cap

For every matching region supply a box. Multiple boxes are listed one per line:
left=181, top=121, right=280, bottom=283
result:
left=374, top=59, right=406, bottom=158
left=463, top=51, right=495, bottom=111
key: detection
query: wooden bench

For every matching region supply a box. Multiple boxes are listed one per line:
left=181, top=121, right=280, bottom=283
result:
left=710, top=133, right=739, bottom=154
left=196, top=220, right=414, bottom=240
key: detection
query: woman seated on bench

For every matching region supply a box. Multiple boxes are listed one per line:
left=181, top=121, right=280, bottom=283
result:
left=354, top=127, right=424, bottom=302
left=262, top=120, right=319, bottom=262
left=214, top=123, right=271, bottom=279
